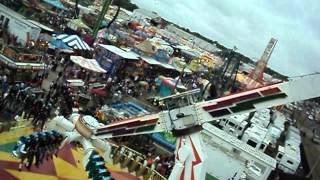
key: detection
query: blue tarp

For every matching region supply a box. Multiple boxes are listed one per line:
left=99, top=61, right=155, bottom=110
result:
left=150, top=133, right=176, bottom=152
left=42, top=0, right=66, bottom=9
left=50, top=39, right=72, bottom=50
left=111, top=102, right=150, bottom=116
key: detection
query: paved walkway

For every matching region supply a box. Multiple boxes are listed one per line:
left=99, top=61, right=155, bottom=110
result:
left=294, top=109, right=320, bottom=180
left=41, top=66, right=61, bottom=91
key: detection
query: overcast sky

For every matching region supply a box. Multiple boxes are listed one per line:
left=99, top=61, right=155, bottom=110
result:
left=131, top=0, right=320, bottom=76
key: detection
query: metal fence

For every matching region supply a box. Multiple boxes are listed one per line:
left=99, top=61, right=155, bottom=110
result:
left=110, top=145, right=168, bottom=180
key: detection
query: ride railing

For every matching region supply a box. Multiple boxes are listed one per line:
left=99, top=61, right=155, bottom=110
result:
left=110, top=145, right=167, bottom=180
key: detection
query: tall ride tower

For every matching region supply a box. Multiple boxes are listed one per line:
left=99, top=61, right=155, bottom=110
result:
left=246, top=38, right=277, bottom=89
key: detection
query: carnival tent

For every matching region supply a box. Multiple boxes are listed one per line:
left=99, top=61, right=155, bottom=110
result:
left=67, top=19, right=92, bottom=31
left=70, top=56, right=106, bottom=73
left=140, top=55, right=177, bottom=71
left=158, top=63, right=176, bottom=70
left=135, top=40, right=155, bottom=55
left=171, top=57, right=192, bottom=74
left=56, top=34, right=91, bottom=51
left=0, top=54, right=45, bottom=70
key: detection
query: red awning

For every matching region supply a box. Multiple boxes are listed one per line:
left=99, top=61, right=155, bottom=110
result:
left=90, top=87, right=107, bottom=97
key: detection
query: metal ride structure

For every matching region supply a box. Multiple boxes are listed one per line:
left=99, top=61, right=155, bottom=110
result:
left=215, top=49, right=241, bottom=93
left=48, top=73, right=320, bottom=180
left=92, top=0, right=113, bottom=39
left=245, top=38, right=278, bottom=89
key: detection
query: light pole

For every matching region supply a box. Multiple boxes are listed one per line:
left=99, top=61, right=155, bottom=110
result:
left=92, top=0, right=113, bottom=39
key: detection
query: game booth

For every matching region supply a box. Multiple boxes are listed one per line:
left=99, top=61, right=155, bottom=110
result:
left=0, top=46, right=45, bottom=82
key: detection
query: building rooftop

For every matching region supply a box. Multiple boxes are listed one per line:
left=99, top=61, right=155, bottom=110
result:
left=28, top=20, right=54, bottom=32
left=0, top=4, right=39, bottom=29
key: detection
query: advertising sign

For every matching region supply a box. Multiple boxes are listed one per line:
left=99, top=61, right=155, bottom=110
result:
left=96, top=48, right=121, bottom=74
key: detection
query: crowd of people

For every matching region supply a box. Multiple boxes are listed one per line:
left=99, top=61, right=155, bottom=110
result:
left=0, top=46, right=213, bottom=177
left=0, top=1, right=230, bottom=178
left=0, top=78, right=53, bottom=129
left=0, top=32, right=216, bottom=180
left=0, top=73, right=8, bottom=97
left=12, top=130, right=64, bottom=171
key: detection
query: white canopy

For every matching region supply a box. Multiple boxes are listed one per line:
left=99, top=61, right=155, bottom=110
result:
left=28, top=20, right=54, bottom=32
left=98, top=44, right=139, bottom=60
left=70, top=56, right=106, bottom=73
left=140, top=55, right=178, bottom=71
left=67, top=79, right=85, bottom=87
left=141, top=56, right=161, bottom=65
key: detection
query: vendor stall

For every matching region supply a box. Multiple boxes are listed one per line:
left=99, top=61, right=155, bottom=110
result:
left=171, top=57, right=192, bottom=74
left=67, top=79, right=85, bottom=87
left=67, top=19, right=92, bottom=32
left=95, top=44, right=139, bottom=74
left=66, top=79, right=92, bottom=107
left=133, top=40, right=155, bottom=57
left=139, top=55, right=180, bottom=77
left=0, top=46, right=45, bottom=82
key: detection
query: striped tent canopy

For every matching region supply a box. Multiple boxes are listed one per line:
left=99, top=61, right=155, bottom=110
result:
left=56, top=34, right=91, bottom=51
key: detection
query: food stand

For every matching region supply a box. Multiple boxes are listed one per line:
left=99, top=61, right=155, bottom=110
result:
left=95, top=44, right=139, bottom=75
left=66, top=79, right=85, bottom=87
left=0, top=46, right=45, bottom=82
left=66, top=79, right=91, bottom=107
left=67, top=55, right=108, bottom=108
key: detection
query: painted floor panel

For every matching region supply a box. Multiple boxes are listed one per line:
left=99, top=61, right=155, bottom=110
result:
left=0, top=127, right=140, bottom=180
